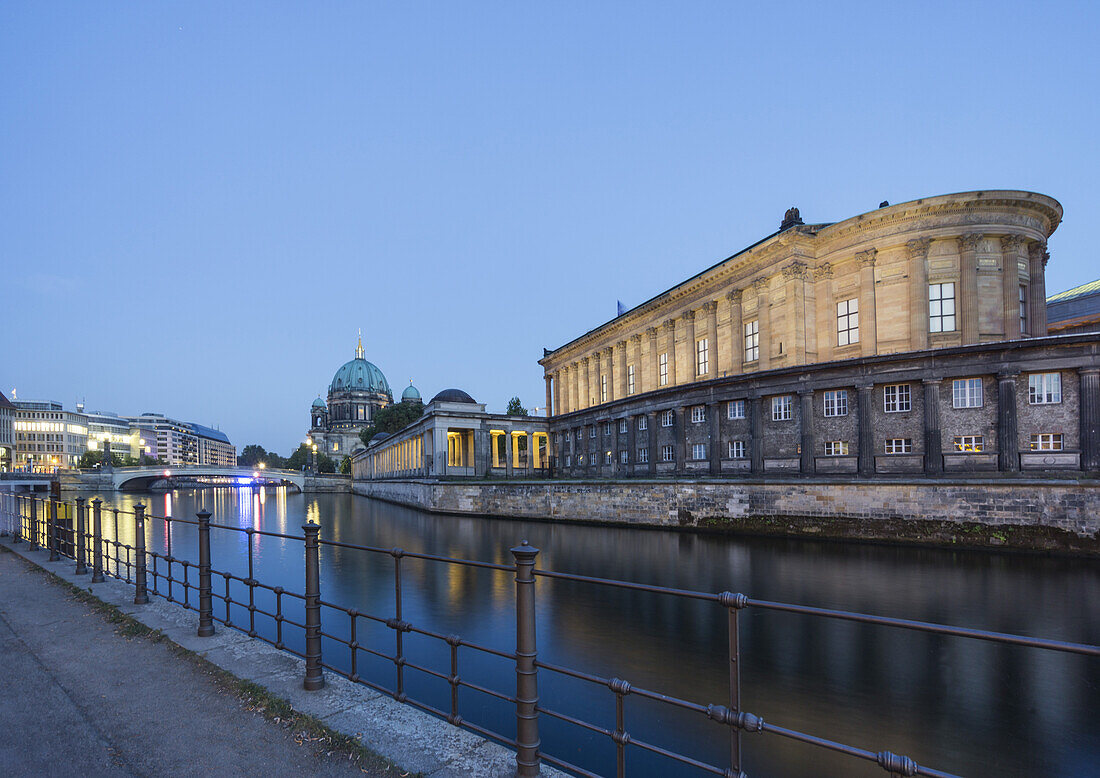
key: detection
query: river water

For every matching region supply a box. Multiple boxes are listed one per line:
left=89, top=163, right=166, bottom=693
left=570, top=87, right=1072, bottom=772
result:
left=72, top=487, right=1099, bottom=778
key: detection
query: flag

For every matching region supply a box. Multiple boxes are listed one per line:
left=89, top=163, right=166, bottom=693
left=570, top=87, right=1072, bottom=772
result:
left=616, top=300, right=626, bottom=317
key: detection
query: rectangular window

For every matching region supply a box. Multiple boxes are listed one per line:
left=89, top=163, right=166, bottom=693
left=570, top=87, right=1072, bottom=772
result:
left=627, top=364, right=636, bottom=395
left=929, top=282, right=956, bottom=333
left=744, top=321, right=759, bottom=362
left=692, top=443, right=707, bottom=460
left=638, top=415, right=648, bottom=431
left=884, top=438, right=913, bottom=454
left=823, top=390, right=848, bottom=417
left=772, top=395, right=792, bottom=421
left=824, top=441, right=849, bottom=456
left=659, top=353, right=669, bottom=386
left=1028, top=373, right=1061, bottom=404
left=1019, top=285, right=1028, bottom=336
left=620, top=450, right=629, bottom=464
left=605, top=451, right=612, bottom=464
left=883, top=384, right=911, bottom=413
left=661, top=445, right=674, bottom=462
left=576, top=429, right=583, bottom=440
left=728, top=440, right=746, bottom=459
left=727, top=399, right=745, bottom=419
left=619, top=419, right=628, bottom=434
left=1030, top=433, right=1063, bottom=451
left=696, top=338, right=709, bottom=376
left=953, top=435, right=984, bottom=452
left=638, top=448, right=649, bottom=463
left=836, top=299, right=859, bottom=346
left=590, top=426, right=596, bottom=438
left=601, top=374, right=607, bottom=403
left=603, top=422, right=612, bottom=436
left=691, top=406, right=705, bottom=423
left=952, top=378, right=983, bottom=408
left=565, top=454, right=571, bottom=467
left=661, top=410, right=674, bottom=427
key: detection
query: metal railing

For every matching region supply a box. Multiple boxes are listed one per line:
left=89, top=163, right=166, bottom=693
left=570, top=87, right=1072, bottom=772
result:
left=1, top=491, right=1097, bottom=778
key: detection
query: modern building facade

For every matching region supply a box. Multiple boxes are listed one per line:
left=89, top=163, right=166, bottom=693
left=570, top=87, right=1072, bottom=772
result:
left=12, top=401, right=89, bottom=471
left=86, top=410, right=144, bottom=460
left=309, top=335, right=393, bottom=462
left=0, top=391, right=14, bottom=471
left=191, top=423, right=237, bottom=466
left=537, top=191, right=1100, bottom=478
left=352, top=388, right=550, bottom=479
left=1047, top=278, right=1100, bottom=335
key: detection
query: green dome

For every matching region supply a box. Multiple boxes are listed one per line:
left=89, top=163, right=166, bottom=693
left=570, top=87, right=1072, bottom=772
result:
left=312, top=396, right=327, bottom=409
left=401, top=382, right=421, bottom=401
left=330, top=358, right=391, bottom=397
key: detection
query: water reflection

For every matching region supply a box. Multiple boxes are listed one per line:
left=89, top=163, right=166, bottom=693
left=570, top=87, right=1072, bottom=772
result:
left=73, top=488, right=1100, bottom=778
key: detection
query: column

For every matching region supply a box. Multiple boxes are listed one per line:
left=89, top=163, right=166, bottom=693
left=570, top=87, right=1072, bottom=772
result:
left=703, top=301, right=718, bottom=377
left=856, top=249, right=877, bottom=357
left=1028, top=241, right=1049, bottom=337
left=997, top=372, right=1019, bottom=472
left=647, top=412, right=658, bottom=476
left=754, top=278, right=771, bottom=371
left=526, top=432, right=534, bottom=476
left=958, top=234, right=982, bottom=344
left=1001, top=235, right=1025, bottom=340
left=1080, top=368, right=1100, bottom=472
left=923, top=379, right=942, bottom=475
left=663, top=319, right=677, bottom=387
left=683, top=309, right=697, bottom=381
left=707, top=401, right=720, bottom=475
left=571, top=362, right=580, bottom=413
left=603, top=346, right=615, bottom=403
left=784, top=262, right=809, bottom=362
left=630, top=334, right=642, bottom=396
left=726, top=289, right=743, bottom=373
left=646, top=327, right=658, bottom=393
left=616, top=340, right=627, bottom=399
left=581, top=357, right=591, bottom=409
left=749, top=395, right=763, bottom=474
left=593, top=353, right=602, bottom=406
left=813, top=264, right=834, bottom=362
left=907, top=239, right=931, bottom=350
left=857, top=383, right=874, bottom=476
left=799, top=389, right=815, bottom=475
left=545, top=374, right=554, bottom=417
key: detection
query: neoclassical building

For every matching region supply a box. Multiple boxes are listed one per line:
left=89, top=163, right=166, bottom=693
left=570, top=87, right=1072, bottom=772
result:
left=538, top=191, right=1100, bottom=477
left=308, top=335, right=392, bottom=461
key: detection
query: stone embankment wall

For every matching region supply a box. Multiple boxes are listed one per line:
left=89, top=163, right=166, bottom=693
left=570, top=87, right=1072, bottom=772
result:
left=352, top=478, right=1100, bottom=554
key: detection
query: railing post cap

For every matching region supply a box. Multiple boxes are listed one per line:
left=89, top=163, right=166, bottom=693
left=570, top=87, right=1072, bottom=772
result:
left=134, top=503, right=145, bottom=511
left=196, top=509, right=212, bottom=520
left=75, top=496, right=85, bottom=504
left=510, top=539, right=540, bottom=559
left=91, top=498, right=102, bottom=506
left=301, top=521, right=320, bottom=534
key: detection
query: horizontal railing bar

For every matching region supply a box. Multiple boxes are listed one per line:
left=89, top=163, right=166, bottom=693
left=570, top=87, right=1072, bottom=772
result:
left=628, top=735, right=728, bottom=775
left=538, top=751, right=603, bottom=778
left=318, top=538, right=514, bottom=572
left=536, top=705, right=612, bottom=737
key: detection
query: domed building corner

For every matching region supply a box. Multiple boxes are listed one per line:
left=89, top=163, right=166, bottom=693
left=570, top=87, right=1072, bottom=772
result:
left=306, top=332, right=393, bottom=464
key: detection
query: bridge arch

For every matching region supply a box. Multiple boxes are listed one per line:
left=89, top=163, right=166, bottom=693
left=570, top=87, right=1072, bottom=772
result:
left=112, top=465, right=305, bottom=493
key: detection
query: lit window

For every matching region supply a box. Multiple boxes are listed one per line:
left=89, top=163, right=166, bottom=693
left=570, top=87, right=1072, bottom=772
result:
left=952, top=378, right=983, bottom=409
left=1030, top=433, right=1063, bottom=451
left=601, top=374, right=608, bottom=403
left=605, top=451, right=612, bottom=465
left=837, top=299, right=859, bottom=346
left=638, top=448, right=649, bottom=463
left=728, top=440, right=746, bottom=459
left=1028, top=373, right=1061, bottom=405
left=953, top=435, right=984, bottom=452
left=661, top=410, right=674, bottom=427
left=692, top=443, right=707, bottom=460
left=661, top=445, right=675, bottom=462
left=627, top=365, right=636, bottom=395
left=1019, top=285, right=1029, bottom=336
left=771, top=396, right=792, bottom=421
left=744, top=321, right=759, bottom=362
left=884, top=384, right=911, bottom=413
left=824, top=441, right=849, bottom=456
left=884, top=438, right=912, bottom=454
left=659, top=353, right=669, bottom=386
left=727, top=400, right=745, bottom=419
left=638, top=415, right=648, bottom=431
left=691, top=406, right=705, bottom=423
left=619, top=419, right=628, bottom=434
left=929, top=283, right=956, bottom=333
left=823, top=390, right=848, bottom=417
left=577, top=455, right=584, bottom=464
left=620, top=450, right=629, bottom=464
left=696, top=338, right=709, bottom=376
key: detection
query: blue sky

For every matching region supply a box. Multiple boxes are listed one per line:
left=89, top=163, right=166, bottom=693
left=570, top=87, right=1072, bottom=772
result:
left=2, top=1, right=1097, bottom=455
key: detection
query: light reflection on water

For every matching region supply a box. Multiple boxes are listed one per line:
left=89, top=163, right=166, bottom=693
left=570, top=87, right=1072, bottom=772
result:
left=75, top=487, right=1100, bottom=778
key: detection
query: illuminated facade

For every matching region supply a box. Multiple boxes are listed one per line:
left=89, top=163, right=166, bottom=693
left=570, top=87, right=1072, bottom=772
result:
left=0, top=391, right=13, bottom=471
left=308, top=335, right=392, bottom=462
left=13, top=400, right=89, bottom=471
left=86, top=410, right=144, bottom=459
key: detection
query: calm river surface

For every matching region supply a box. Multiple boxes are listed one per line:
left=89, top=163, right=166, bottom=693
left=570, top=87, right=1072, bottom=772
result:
left=74, top=487, right=1099, bottom=778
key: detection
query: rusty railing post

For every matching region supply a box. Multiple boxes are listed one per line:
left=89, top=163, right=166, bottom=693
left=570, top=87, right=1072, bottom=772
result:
left=302, top=520, right=324, bottom=691
left=48, top=496, right=60, bottom=561
left=74, top=497, right=88, bottom=574
left=133, top=503, right=149, bottom=604
left=196, top=509, right=215, bottom=637
left=27, top=496, right=37, bottom=551
left=91, top=499, right=105, bottom=583
left=511, top=540, right=541, bottom=778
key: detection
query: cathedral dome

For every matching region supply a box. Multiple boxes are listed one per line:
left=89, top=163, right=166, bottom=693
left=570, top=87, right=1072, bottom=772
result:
left=330, top=358, right=391, bottom=396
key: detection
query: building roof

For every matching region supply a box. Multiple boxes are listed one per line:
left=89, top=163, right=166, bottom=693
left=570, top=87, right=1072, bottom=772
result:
left=0, top=390, right=12, bottom=410
left=430, top=388, right=477, bottom=404
left=188, top=423, right=231, bottom=444
left=1047, top=278, right=1100, bottom=304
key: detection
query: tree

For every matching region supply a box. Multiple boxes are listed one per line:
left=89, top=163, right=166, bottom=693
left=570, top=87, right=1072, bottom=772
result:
left=287, top=443, right=312, bottom=471
left=506, top=396, right=528, bottom=416
left=358, top=401, right=425, bottom=447
left=78, top=450, right=122, bottom=469
left=318, top=454, right=336, bottom=474
left=339, top=455, right=352, bottom=475
left=237, top=444, right=268, bottom=467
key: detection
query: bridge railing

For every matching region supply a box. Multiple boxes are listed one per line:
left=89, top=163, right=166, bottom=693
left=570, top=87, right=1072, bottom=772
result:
left=3, top=492, right=1097, bottom=778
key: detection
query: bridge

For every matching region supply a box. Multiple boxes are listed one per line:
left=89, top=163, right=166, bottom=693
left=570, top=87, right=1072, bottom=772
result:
left=108, top=465, right=307, bottom=491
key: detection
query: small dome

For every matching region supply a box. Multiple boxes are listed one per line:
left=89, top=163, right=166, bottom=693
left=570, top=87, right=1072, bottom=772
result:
left=402, top=381, right=421, bottom=402
left=312, top=397, right=327, bottom=409
left=430, top=388, right=477, bottom=404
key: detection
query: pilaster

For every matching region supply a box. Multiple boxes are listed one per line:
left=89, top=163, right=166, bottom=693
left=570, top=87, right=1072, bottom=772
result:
left=958, top=234, right=982, bottom=344
left=1080, top=368, right=1100, bottom=472
left=857, top=383, right=874, bottom=476
left=708, top=401, right=720, bottom=475
left=753, top=278, right=771, bottom=371
left=799, top=388, right=815, bottom=475
left=616, top=340, right=628, bottom=400
left=1000, top=235, right=1025, bottom=340
left=1028, top=241, right=1049, bottom=336
left=726, top=289, right=743, bottom=373
left=646, top=327, right=659, bottom=393
left=814, top=264, right=834, bottom=361
left=749, top=395, right=764, bottom=474
left=997, top=372, right=1019, bottom=472
left=922, top=379, right=942, bottom=474
left=663, top=319, right=677, bottom=387
left=907, top=239, right=931, bottom=350
left=703, top=300, right=718, bottom=378
left=682, top=309, right=696, bottom=383
left=856, top=250, right=878, bottom=356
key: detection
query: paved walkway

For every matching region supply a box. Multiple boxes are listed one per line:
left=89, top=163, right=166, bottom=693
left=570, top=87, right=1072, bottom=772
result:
left=0, top=547, right=387, bottom=778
